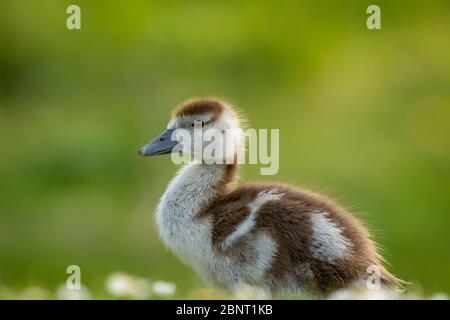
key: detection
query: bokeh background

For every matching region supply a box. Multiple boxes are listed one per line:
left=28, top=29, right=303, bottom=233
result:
left=0, top=0, right=449, bottom=298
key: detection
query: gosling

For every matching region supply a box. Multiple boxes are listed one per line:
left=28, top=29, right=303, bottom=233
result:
left=139, top=98, right=402, bottom=295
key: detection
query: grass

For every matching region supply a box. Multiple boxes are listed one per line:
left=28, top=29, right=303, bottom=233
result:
left=1, top=272, right=448, bottom=300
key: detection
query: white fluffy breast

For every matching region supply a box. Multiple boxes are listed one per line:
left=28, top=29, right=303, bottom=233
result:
left=156, top=163, right=220, bottom=252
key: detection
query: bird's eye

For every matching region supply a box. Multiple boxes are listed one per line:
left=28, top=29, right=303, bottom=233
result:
left=192, top=120, right=204, bottom=128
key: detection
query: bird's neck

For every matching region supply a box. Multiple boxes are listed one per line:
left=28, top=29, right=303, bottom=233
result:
left=158, top=162, right=238, bottom=219
left=156, top=162, right=238, bottom=250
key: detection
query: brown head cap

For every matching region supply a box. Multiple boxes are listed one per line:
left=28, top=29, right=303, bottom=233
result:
left=173, top=98, right=237, bottom=124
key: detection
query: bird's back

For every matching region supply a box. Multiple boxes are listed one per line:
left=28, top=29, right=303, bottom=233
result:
left=205, top=182, right=401, bottom=293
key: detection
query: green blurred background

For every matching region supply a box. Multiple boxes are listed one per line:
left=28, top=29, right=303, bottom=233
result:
left=0, top=0, right=449, bottom=297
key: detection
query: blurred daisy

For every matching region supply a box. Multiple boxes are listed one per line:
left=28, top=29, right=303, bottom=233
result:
left=152, top=281, right=176, bottom=297
left=105, top=272, right=150, bottom=299
left=56, top=284, right=91, bottom=300
left=328, top=286, right=398, bottom=300
left=430, top=292, right=448, bottom=300
left=232, top=284, right=270, bottom=300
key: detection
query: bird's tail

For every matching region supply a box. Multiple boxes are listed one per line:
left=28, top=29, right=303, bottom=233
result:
left=380, top=267, right=409, bottom=292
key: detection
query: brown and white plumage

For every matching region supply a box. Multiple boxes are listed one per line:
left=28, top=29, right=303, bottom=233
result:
left=139, top=98, right=402, bottom=295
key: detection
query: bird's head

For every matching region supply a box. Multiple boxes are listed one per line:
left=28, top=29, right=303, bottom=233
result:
left=139, top=98, right=243, bottom=164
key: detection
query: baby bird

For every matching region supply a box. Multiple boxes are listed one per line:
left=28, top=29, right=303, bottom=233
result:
left=139, top=98, right=401, bottom=295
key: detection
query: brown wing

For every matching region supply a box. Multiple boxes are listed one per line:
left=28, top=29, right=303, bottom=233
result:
left=208, top=184, right=259, bottom=252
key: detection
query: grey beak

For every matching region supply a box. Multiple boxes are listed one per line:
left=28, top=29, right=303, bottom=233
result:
left=138, top=128, right=177, bottom=156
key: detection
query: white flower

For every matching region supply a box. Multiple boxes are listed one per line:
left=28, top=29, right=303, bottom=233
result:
left=430, top=292, right=448, bottom=300
left=232, top=284, right=270, bottom=300
left=105, top=272, right=151, bottom=299
left=328, top=286, right=398, bottom=300
left=56, top=284, right=91, bottom=300
left=152, top=281, right=176, bottom=297
left=327, top=288, right=357, bottom=300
